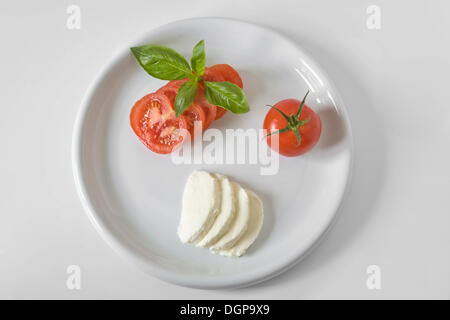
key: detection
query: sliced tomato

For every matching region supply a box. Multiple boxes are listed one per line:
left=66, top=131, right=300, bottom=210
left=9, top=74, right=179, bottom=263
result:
left=208, top=64, right=243, bottom=89
left=130, top=92, right=188, bottom=154
left=214, top=105, right=227, bottom=120
left=157, top=81, right=188, bottom=106
left=160, top=78, right=217, bottom=129
left=166, top=79, right=189, bottom=90
left=203, top=67, right=225, bottom=82
left=182, top=103, right=206, bottom=136
left=157, top=82, right=206, bottom=134
left=198, top=67, right=226, bottom=121
left=203, top=66, right=228, bottom=120
left=195, top=83, right=217, bottom=128
left=207, top=64, right=244, bottom=120
left=156, top=64, right=244, bottom=126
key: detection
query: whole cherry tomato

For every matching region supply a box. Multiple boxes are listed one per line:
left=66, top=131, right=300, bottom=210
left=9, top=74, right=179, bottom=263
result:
left=264, top=92, right=321, bottom=157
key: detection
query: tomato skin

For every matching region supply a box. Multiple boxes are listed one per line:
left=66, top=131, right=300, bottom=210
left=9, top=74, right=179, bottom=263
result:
left=263, top=99, right=321, bottom=157
left=130, top=92, right=188, bottom=154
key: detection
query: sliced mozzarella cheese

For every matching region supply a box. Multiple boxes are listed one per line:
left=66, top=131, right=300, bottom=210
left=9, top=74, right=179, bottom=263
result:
left=210, top=182, right=250, bottom=251
left=177, top=171, right=221, bottom=243
left=218, top=189, right=264, bottom=257
left=196, top=174, right=236, bottom=248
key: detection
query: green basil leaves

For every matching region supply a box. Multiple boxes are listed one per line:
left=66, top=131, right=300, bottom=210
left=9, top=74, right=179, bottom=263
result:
left=190, top=40, right=205, bottom=76
left=204, top=81, right=249, bottom=114
left=131, top=40, right=249, bottom=117
left=175, top=78, right=198, bottom=117
left=130, top=45, right=191, bottom=80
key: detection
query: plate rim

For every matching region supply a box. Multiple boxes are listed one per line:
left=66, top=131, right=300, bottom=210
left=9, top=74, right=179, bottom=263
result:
left=72, top=17, right=354, bottom=289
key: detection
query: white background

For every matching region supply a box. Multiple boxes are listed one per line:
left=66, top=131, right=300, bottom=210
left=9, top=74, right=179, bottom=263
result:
left=1, top=0, right=449, bottom=299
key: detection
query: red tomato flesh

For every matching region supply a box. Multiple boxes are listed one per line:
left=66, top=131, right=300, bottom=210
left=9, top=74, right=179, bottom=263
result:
left=157, top=83, right=206, bottom=135
left=208, top=64, right=243, bottom=89
left=195, top=83, right=217, bottom=128
left=182, top=103, right=206, bottom=137
left=163, top=78, right=217, bottom=128
left=130, top=92, right=188, bottom=154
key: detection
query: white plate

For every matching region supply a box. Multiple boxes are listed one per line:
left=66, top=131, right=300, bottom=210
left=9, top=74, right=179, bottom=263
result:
left=72, top=18, right=353, bottom=289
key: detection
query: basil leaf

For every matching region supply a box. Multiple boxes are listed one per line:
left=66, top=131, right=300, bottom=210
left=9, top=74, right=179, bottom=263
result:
left=130, top=45, right=192, bottom=80
left=191, top=40, right=205, bottom=76
left=175, top=78, right=198, bottom=117
left=204, top=81, right=250, bottom=114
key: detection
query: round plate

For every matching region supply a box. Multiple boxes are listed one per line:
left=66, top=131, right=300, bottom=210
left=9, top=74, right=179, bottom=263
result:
left=72, top=18, right=353, bottom=289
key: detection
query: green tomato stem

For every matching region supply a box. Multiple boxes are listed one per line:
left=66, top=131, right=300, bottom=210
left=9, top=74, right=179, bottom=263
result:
left=265, top=91, right=311, bottom=146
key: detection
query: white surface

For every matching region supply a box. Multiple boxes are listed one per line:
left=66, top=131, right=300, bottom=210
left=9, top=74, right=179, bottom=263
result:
left=73, top=18, right=352, bottom=289
left=0, top=0, right=449, bottom=299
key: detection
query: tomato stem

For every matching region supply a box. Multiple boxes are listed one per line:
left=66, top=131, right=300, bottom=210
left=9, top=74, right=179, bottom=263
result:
left=265, top=104, right=291, bottom=122
left=265, top=91, right=311, bottom=146
left=265, top=126, right=290, bottom=138
left=293, top=127, right=301, bottom=145
left=295, top=90, right=309, bottom=119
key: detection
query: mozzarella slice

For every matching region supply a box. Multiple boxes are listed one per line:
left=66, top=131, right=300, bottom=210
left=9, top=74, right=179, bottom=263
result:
left=210, top=182, right=250, bottom=251
left=196, top=174, right=236, bottom=247
left=177, top=171, right=221, bottom=243
left=218, top=190, right=264, bottom=257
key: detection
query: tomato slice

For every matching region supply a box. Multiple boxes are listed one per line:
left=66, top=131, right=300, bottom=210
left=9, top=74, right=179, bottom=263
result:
left=205, top=65, right=245, bottom=120
left=160, top=79, right=217, bottom=129
left=208, top=64, right=243, bottom=89
left=157, top=81, right=187, bottom=106
left=166, top=79, right=189, bottom=90
left=156, top=64, right=244, bottom=125
left=157, top=83, right=179, bottom=105
left=207, top=64, right=243, bottom=120
left=203, top=66, right=225, bottom=82
left=199, top=67, right=228, bottom=121
left=130, top=92, right=188, bottom=154
left=214, top=105, right=227, bottom=120
left=157, top=82, right=206, bottom=135
left=182, top=103, right=206, bottom=136
left=195, top=83, right=217, bottom=128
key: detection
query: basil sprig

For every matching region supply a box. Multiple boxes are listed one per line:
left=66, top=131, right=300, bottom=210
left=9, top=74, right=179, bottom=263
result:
left=131, top=40, right=249, bottom=117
